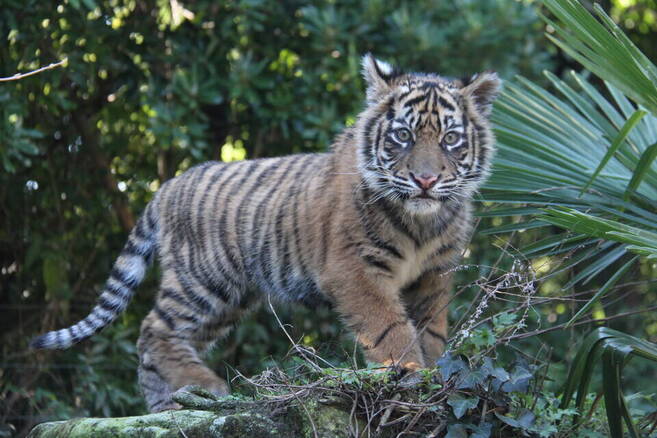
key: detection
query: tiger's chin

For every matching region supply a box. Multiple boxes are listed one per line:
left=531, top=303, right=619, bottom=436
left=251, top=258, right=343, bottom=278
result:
left=403, top=197, right=444, bottom=215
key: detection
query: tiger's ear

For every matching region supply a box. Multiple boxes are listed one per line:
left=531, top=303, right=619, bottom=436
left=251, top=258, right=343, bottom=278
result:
left=460, top=71, right=501, bottom=117
left=361, top=53, right=396, bottom=103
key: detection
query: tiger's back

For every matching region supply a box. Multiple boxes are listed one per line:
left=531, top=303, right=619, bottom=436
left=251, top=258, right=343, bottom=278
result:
left=156, top=153, right=334, bottom=308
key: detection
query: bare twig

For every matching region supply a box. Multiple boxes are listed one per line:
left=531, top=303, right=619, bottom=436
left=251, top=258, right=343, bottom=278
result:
left=169, top=411, right=189, bottom=438
left=0, top=59, right=66, bottom=82
left=267, top=295, right=324, bottom=371
left=499, top=305, right=657, bottom=342
left=376, top=393, right=401, bottom=434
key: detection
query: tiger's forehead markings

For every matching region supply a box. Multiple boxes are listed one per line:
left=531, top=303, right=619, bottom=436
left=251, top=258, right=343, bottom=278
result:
left=393, top=79, right=461, bottom=133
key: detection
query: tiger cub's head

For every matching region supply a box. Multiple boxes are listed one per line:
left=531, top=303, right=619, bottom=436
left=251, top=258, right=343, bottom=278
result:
left=356, top=54, right=501, bottom=215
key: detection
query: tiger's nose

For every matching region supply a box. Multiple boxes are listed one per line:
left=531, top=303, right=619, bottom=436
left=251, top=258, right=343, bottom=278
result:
left=410, top=172, right=439, bottom=190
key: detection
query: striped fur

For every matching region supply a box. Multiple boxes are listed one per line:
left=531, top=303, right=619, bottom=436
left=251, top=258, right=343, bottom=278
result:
left=31, top=54, right=500, bottom=412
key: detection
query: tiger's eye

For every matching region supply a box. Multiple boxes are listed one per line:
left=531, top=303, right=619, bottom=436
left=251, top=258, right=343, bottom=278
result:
left=443, top=132, right=460, bottom=145
left=394, top=128, right=412, bottom=143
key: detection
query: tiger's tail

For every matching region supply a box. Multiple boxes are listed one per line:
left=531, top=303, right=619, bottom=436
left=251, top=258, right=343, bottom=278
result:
left=30, top=201, right=159, bottom=350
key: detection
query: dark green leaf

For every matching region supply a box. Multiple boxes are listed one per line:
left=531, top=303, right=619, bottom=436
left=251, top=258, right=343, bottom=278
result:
left=447, top=394, right=478, bottom=420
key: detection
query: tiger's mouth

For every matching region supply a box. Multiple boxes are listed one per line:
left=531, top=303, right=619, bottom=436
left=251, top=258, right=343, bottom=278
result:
left=411, top=193, right=452, bottom=203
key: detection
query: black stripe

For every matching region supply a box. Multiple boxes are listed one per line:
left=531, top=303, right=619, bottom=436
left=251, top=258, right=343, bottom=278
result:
left=195, top=164, right=229, bottom=254
left=416, top=315, right=432, bottom=328
left=290, top=163, right=312, bottom=280
left=254, top=157, right=303, bottom=285
left=411, top=295, right=435, bottom=318
left=185, top=164, right=216, bottom=252
left=140, top=363, right=160, bottom=374
left=363, top=254, right=392, bottom=273
left=374, top=196, right=420, bottom=246
left=161, top=287, right=191, bottom=308
left=210, top=162, right=251, bottom=283
left=374, top=123, right=384, bottom=163
left=98, top=295, right=120, bottom=312
left=272, top=183, right=293, bottom=288
left=183, top=164, right=220, bottom=295
left=133, top=217, right=149, bottom=241
left=69, top=326, right=83, bottom=343
left=123, top=239, right=148, bottom=257
left=191, top=256, right=232, bottom=303
left=105, top=279, right=130, bottom=300
left=236, top=160, right=280, bottom=260
left=474, top=121, right=488, bottom=163
left=398, top=88, right=414, bottom=100
left=279, top=154, right=314, bottom=288
left=146, top=200, right=157, bottom=231
left=169, top=307, right=200, bottom=325
left=400, top=277, right=423, bottom=296
left=434, top=243, right=455, bottom=256
left=92, top=307, right=114, bottom=324
left=200, top=165, right=245, bottom=290
left=319, top=197, right=335, bottom=267
left=166, top=169, right=238, bottom=300
left=372, top=321, right=404, bottom=349
left=426, top=329, right=447, bottom=344
left=438, top=96, right=455, bottom=111
left=166, top=259, right=217, bottom=312
left=154, top=305, right=176, bottom=330
left=367, top=233, right=402, bottom=259
left=78, top=318, right=94, bottom=334
left=362, top=114, right=384, bottom=164
left=403, top=94, right=428, bottom=108
left=110, top=266, right=139, bottom=289
left=354, top=197, right=403, bottom=259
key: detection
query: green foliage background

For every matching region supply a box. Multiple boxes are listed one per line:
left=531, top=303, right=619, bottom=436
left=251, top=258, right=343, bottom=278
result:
left=0, top=0, right=655, bottom=436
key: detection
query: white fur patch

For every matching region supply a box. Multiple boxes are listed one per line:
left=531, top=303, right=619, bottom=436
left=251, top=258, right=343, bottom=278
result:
left=375, top=59, right=392, bottom=75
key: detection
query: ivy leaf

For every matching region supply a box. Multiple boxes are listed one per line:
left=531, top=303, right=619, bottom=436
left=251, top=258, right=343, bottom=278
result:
left=480, top=358, right=510, bottom=382
left=468, top=422, right=492, bottom=438
left=456, top=367, right=487, bottom=389
left=490, top=366, right=510, bottom=382
left=447, top=394, right=479, bottom=419
left=471, top=327, right=496, bottom=348
left=436, top=352, right=468, bottom=381
left=445, top=424, right=468, bottom=438
left=501, top=365, right=533, bottom=393
left=495, top=409, right=536, bottom=430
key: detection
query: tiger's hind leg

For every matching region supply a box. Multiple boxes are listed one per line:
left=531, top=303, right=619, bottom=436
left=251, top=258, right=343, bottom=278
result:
left=137, top=310, right=230, bottom=412
left=137, top=284, right=261, bottom=412
left=137, top=283, right=235, bottom=412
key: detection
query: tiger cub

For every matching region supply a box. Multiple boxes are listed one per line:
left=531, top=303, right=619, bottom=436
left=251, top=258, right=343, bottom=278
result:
left=31, top=54, right=500, bottom=412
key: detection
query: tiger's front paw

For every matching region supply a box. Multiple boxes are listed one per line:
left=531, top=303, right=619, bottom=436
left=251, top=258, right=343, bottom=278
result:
left=382, top=361, right=425, bottom=386
left=382, top=359, right=424, bottom=375
left=400, top=361, right=423, bottom=373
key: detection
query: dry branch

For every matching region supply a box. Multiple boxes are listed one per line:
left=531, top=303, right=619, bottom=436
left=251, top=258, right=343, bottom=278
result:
left=0, top=59, right=66, bottom=82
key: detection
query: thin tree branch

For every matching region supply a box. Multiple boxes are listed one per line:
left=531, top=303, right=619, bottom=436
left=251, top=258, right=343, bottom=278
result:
left=499, top=305, right=657, bottom=342
left=0, top=59, right=66, bottom=82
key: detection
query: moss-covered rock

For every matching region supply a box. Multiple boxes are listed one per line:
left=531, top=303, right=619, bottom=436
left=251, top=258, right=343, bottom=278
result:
left=27, top=390, right=356, bottom=438
left=27, top=410, right=221, bottom=438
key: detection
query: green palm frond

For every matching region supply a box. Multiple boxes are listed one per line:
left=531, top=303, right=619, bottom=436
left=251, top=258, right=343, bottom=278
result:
left=560, top=328, right=657, bottom=438
left=541, top=0, right=657, bottom=116
left=482, top=0, right=657, bottom=325
left=485, top=71, right=657, bottom=278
